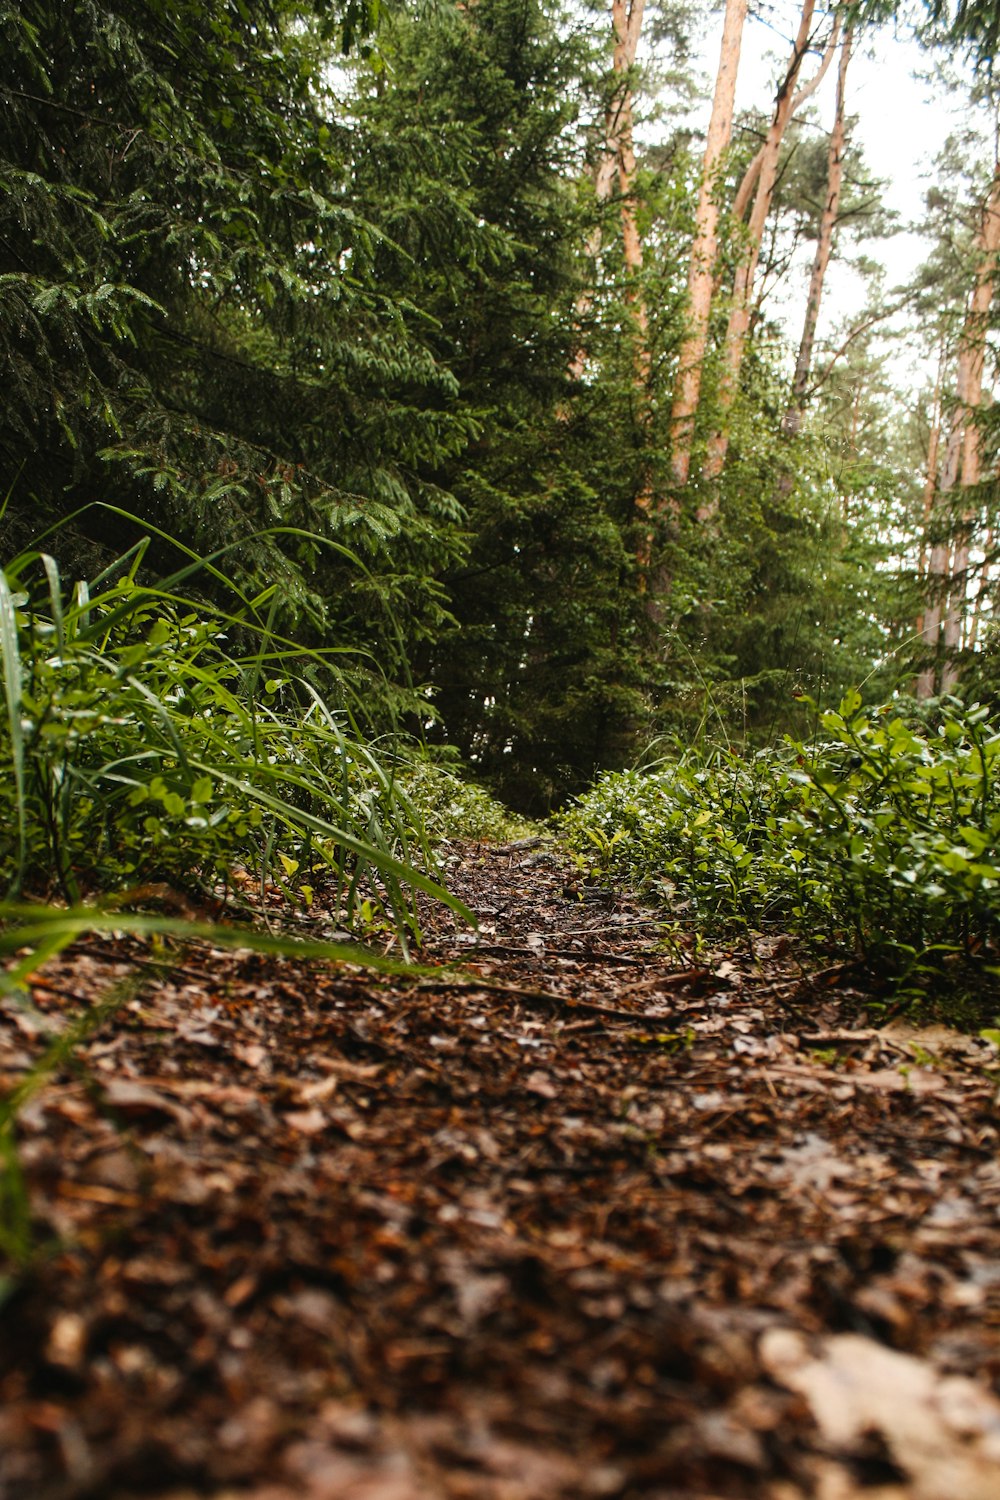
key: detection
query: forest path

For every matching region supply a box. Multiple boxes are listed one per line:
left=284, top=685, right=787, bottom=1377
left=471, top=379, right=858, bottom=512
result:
left=1, top=840, right=999, bottom=1499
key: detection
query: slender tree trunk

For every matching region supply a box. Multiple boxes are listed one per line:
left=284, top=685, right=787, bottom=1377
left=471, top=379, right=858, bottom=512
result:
left=702, top=2, right=840, bottom=489
left=967, top=525, right=994, bottom=650
left=603, top=0, right=654, bottom=570
left=915, top=417, right=959, bottom=698
left=913, top=362, right=943, bottom=650
left=612, top=0, right=646, bottom=285
left=566, top=1, right=655, bottom=583
left=917, top=161, right=1000, bottom=696
left=569, top=0, right=645, bottom=382
left=668, top=0, right=748, bottom=489
left=608, top=0, right=645, bottom=292
left=729, top=30, right=839, bottom=226
left=940, top=213, right=998, bottom=689
left=941, top=521, right=975, bottom=689
left=783, top=23, right=853, bottom=441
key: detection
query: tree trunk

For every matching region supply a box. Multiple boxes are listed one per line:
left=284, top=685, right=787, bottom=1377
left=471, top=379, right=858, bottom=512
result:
left=915, top=417, right=959, bottom=698
left=783, top=22, right=853, bottom=441
left=569, top=0, right=645, bottom=382
left=603, top=0, right=654, bottom=571
left=917, top=161, right=1000, bottom=696
left=702, top=1, right=840, bottom=490
left=668, top=0, right=748, bottom=490
left=612, top=0, right=646, bottom=280
left=566, top=1, right=655, bottom=580
left=913, top=361, right=943, bottom=653
left=729, top=30, right=840, bottom=227
left=967, top=524, right=994, bottom=650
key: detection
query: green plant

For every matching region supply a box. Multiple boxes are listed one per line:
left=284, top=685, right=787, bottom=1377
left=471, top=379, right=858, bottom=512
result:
left=399, top=754, right=537, bottom=843
left=0, top=528, right=471, bottom=949
left=0, top=515, right=479, bottom=1268
left=558, top=694, right=1000, bottom=1011
left=558, top=744, right=799, bottom=928
left=779, top=694, right=1000, bottom=978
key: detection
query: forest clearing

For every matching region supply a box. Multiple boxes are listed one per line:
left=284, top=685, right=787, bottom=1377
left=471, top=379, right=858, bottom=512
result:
left=4, top=0, right=1000, bottom=1494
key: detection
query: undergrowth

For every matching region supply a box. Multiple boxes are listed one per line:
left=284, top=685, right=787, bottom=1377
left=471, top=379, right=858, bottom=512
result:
left=401, top=755, right=537, bottom=844
left=0, top=518, right=471, bottom=952
left=558, top=692, right=1000, bottom=1014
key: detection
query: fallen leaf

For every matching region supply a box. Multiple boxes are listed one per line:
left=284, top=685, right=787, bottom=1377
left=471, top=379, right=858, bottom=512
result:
left=761, top=1329, right=1000, bottom=1500
left=102, top=1079, right=195, bottom=1127
left=284, top=1106, right=328, bottom=1135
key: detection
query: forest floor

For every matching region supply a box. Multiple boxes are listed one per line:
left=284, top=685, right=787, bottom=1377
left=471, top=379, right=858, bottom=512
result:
left=1, top=840, right=1000, bottom=1500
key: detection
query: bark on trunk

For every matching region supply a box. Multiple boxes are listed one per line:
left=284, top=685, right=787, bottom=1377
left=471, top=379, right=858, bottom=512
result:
left=917, top=162, right=1000, bottom=696
left=967, top=525, right=994, bottom=650
left=783, top=23, right=853, bottom=441
left=702, top=2, right=840, bottom=491
left=913, top=363, right=943, bottom=653
left=668, top=0, right=748, bottom=490
left=567, top=2, right=655, bottom=582
left=730, top=28, right=840, bottom=225
left=612, top=0, right=646, bottom=276
left=569, top=0, right=645, bottom=383
left=605, top=0, right=654, bottom=572
left=915, top=418, right=959, bottom=699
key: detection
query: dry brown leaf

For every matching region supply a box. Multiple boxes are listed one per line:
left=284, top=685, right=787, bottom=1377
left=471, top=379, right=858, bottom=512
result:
left=761, top=1329, right=1000, bottom=1500
left=102, top=1078, right=195, bottom=1127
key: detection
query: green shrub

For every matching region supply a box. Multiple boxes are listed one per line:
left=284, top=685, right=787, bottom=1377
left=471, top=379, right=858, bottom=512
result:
left=558, top=694, right=1000, bottom=1002
left=401, top=755, right=537, bottom=844
left=0, top=535, right=465, bottom=947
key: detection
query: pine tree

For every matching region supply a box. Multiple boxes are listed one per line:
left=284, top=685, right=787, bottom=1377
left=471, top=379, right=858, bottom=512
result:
left=0, top=0, right=466, bottom=666
left=345, top=0, right=656, bottom=809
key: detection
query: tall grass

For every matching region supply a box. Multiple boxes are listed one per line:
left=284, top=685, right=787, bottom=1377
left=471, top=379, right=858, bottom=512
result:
left=0, top=514, right=471, bottom=954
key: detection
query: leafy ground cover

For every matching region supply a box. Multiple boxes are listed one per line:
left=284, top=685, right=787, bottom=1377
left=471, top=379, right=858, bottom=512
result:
left=559, top=696, right=1000, bottom=1016
left=1, top=841, right=999, bottom=1499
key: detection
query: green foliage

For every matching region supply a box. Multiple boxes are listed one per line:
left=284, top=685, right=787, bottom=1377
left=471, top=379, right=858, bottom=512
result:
left=401, top=755, right=536, bottom=844
left=692, top=316, right=923, bottom=729
left=0, top=532, right=467, bottom=947
left=559, top=745, right=786, bottom=928
left=919, top=0, right=1000, bottom=68
left=0, top=0, right=472, bottom=667
left=344, top=0, right=658, bottom=812
left=559, top=695, right=1000, bottom=1006
left=0, top=0, right=962, bottom=825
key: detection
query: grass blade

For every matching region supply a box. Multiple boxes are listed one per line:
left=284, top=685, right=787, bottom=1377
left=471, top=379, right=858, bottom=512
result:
left=0, top=570, right=26, bottom=894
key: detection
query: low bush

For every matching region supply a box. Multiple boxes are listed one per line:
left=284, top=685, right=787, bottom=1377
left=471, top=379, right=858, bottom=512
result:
left=558, top=693, right=1000, bottom=1002
left=400, top=755, right=536, bottom=844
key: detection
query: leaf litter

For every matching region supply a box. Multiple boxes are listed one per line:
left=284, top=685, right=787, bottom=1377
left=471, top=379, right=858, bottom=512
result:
left=0, top=840, right=999, bottom=1499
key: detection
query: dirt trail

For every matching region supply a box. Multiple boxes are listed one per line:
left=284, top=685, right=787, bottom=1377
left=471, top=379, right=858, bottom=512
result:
left=1, top=840, right=999, bottom=1499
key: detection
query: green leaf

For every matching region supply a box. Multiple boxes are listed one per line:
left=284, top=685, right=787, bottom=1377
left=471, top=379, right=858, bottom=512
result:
left=148, top=619, right=172, bottom=647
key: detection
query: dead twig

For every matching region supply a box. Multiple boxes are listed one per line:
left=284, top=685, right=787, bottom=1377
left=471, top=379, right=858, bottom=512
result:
left=413, top=975, right=697, bottom=1029
left=446, top=942, right=649, bottom=967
